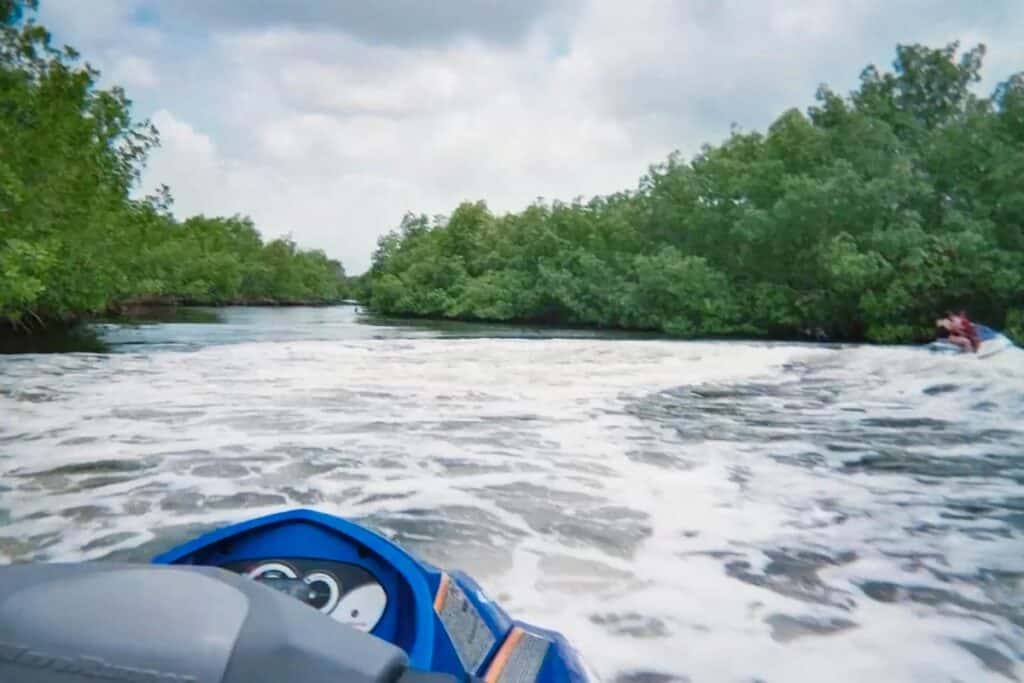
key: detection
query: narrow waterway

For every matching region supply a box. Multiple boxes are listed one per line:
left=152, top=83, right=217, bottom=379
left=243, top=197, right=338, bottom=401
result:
left=1, top=306, right=1021, bottom=682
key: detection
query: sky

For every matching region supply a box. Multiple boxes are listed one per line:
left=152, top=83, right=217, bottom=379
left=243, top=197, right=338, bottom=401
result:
left=35, top=1, right=1024, bottom=273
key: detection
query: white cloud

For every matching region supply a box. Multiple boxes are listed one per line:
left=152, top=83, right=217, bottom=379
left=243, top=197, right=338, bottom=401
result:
left=107, top=55, right=158, bottom=89
left=163, top=0, right=580, bottom=47
left=147, top=111, right=220, bottom=196
left=36, top=0, right=1024, bottom=272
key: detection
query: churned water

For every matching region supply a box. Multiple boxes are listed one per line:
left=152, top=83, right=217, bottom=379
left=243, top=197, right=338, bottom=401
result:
left=1, top=306, right=1022, bottom=682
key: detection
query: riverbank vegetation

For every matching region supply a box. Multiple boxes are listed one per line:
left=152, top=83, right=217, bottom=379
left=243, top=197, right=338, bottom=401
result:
left=366, top=42, right=1024, bottom=343
left=0, top=1, right=347, bottom=333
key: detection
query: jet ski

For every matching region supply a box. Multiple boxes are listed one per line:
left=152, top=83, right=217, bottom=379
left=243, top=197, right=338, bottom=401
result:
left=0, top=508, right=594, bottom=683
left=927, top=323, right=1014, bottom=358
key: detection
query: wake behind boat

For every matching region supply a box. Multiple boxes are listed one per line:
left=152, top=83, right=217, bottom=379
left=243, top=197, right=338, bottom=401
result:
left=0, top=509, right=594, bottom=683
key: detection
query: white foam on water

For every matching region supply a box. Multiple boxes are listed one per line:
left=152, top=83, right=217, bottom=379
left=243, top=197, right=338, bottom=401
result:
left=1, top=321, right=1022, bottom=682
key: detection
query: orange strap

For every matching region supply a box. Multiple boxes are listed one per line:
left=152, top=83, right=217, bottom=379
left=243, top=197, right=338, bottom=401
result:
left=433, top=573, right=451, bottom=613
left=484, top=627, right=525, bottom=683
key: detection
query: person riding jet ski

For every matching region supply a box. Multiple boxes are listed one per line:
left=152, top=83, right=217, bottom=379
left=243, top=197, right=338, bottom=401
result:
left=935, top=311, right=980, bottom=353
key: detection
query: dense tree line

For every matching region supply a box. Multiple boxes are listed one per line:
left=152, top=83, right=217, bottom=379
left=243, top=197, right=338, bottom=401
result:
left=0, top=1, right=347, bottom=330
left=366, top=42, right=1024, bottom=343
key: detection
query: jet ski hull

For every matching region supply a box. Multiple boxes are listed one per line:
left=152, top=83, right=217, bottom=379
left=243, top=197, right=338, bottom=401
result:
left=927, top=324, right=1014, bottom=358
left=153, top=508, right=593, bottom=683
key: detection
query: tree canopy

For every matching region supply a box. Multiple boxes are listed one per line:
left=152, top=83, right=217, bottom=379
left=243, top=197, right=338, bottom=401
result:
left=0, top=2, right=347, bottom=329
left=365, top=42, right=1024, bottom=343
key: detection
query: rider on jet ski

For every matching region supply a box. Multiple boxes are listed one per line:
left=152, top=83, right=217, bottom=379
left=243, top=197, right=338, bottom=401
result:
left=935, top=311, right=980, bottom=353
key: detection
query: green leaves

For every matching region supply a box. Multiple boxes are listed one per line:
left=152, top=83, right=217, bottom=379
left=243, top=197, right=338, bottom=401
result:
left=0, top=238, right=53, bottom=318
left=364, top=40, right=1023, bottom=344
left=1006, top=309, right=1024, bottom=344
left=820, top=233, right=889, bottom=295
left=0, top=9, right=346, bottom=328
left=626, top=249, right=736, bottom=335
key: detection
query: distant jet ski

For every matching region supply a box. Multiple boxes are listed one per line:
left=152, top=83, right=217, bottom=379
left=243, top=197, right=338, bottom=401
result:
left=928, top=323, right=1014, bottom=358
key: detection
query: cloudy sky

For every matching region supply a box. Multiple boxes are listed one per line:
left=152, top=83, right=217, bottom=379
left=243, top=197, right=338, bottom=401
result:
left=36, top=1, right=1024, bottom=273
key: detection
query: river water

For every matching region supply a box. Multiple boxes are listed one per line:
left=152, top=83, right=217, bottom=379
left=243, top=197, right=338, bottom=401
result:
left=1, top=306, right=1022, bottom=682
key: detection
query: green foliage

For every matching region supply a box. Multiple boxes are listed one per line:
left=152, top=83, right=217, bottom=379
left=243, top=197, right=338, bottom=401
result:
left=0, top=238, right=53, bottom=319
left=0, top=6, right=345, bottom=327
left=626, top=249, right=737, bottom=335
left=1006, top=309, right=1024, bottom=345
left=367, top=41, right=1024, bottom=342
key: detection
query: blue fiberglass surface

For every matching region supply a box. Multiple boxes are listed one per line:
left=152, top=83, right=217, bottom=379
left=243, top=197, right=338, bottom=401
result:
left=152, top=508, right=591, bottom=681
left=410, top=565, right=513, bottom=675
left=529, top=625, right=590, bottom=683
left=451, top=569, right=588, bottom=683
left=975, top=324, right=998, bottom=341
left=151, top=508, right=436, bottom=669
left=450, top=569, right=513, bottom=637
left=448, top=569, right=513, bottom=674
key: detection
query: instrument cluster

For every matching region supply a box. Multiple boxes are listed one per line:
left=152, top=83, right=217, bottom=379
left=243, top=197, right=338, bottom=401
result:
left=223, top=558, right=388, bottom=633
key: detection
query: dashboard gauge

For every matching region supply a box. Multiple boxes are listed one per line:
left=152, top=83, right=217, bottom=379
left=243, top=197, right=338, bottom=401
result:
left=303, top=571, right=341, bottom=614
left=227, top=559, right=389, bottom=633
left=332, top=583, right=387, bottom=632
left=245, top=562, right=297, bottom=580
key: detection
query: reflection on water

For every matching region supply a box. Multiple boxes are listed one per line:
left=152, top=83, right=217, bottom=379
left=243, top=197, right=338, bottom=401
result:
left=0, top=306, right=224, bottom=355
left=108, top=305, right=224, bottom=325
left=0, top=324, right=109, bottom=354
left=0, top=305, right=1022, bottom=682
left=2, top=304, right=688, bottom=355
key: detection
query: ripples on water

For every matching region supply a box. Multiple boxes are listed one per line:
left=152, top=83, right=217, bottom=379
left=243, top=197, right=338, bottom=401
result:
left=1, top=307, right=1022, bottom=682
